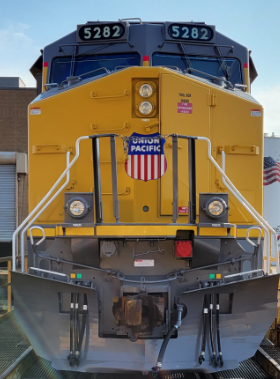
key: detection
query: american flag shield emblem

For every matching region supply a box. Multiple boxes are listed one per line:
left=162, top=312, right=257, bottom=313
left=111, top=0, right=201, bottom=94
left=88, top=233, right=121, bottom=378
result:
left=125, top=132, right=167, bottom=182
left=264, top=156, right=280, bottom=186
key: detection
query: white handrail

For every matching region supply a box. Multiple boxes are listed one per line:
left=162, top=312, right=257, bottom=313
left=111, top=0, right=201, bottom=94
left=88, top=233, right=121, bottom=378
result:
left=246, top=226, right=262, bottom=247
left=20, top=152, right=70, bottom=272
left=12, top=136, right=89, bottom=271
left=220, top=151, right=272, bottom=273
left=197, top=135, right=278, bottom=274
left=29, top=226, right=46, bottom=247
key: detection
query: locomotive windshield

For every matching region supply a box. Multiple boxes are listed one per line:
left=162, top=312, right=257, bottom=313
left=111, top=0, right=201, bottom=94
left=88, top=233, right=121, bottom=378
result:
left=50, top=53, right=140, bottom=84
left=152, top=53, right=242, bottom=86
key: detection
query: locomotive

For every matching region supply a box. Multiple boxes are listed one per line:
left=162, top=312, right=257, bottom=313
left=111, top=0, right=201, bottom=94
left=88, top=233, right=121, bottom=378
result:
left=11, top=19, right=279, bottom=375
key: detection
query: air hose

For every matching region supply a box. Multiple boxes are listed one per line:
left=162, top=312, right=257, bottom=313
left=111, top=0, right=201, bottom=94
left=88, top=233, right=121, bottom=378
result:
left=216, top=294, right=223, bottom=366
left=152, top=304, right=184, bottom=373
left=209, top=294, right=218, bottom=366
left=75, top=294, right=88, bottom=366
left=67, top=293, right=75, bottom=367
left=199, top=295, right=207, bottom=364
left=73, top=293, right=80, bottom=360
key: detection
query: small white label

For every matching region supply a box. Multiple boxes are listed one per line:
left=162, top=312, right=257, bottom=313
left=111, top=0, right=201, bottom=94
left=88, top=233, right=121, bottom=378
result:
left=73, top=223, right=82, bottom=227
left=251, top=109, right=261, bottom=117
left=141, top=119, right=150, bottom=122
left=203, top=308, right=208, bottom=314
left=209, top=304, right=213, bottom=309
left=216, top=304, right=220, bottom=310
left=134, top=259, right=154, bottom=267
left=83, top=305, right=88, bottom=310
left=30, top=108, right=41, bottom=115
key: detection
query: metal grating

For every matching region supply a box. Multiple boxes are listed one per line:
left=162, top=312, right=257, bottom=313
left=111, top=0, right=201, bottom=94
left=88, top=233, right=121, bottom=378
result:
left=0, top=313, right=30, bottom=375
left=212, top=357, right=270, bottom=379
left=21, top=357, right=78, bottom=379
left=260, top=345, right=280, bottom=365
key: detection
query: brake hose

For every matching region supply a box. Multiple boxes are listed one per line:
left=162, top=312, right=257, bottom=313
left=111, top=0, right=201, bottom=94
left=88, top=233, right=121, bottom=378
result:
left=199, top=295, right=207, bottom=364
left=152, top=304, right=184, bottom=373
left=75, top=294, right=88, bottom=366
left=216, top=294, right=223, bottom=366
left=74, top=293, right=80, bottom=364
left=209, top=294, right=217, bottom=366
left=67, top=293, right=75, bottom=366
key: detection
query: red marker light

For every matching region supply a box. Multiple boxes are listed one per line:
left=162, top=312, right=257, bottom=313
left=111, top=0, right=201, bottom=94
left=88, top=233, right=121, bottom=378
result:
left=143, top=55, right=149, bottom=61
left=175, top=240, right=192, bottom=258
left=243, top=63, right=248, bottom=68
left=43, top=62, right=48, bottom=67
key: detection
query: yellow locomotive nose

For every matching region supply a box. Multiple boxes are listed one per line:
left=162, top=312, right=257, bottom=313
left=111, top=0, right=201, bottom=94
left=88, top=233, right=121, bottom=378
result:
left=12, top=18, right=276, bottom=377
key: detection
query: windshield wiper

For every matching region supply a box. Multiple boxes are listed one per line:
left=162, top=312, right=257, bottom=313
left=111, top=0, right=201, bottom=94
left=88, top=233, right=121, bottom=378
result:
left=60, top=67, right=110, bottom=87
left=215, top=46, right=230, bottom=81
left=184, top=67, right=234, bottom=89
left=178, top=43, right=193, bottom=72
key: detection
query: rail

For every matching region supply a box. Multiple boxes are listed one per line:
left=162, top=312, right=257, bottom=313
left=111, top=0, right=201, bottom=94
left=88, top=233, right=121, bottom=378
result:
left=12, top=133, right=278, bottom=275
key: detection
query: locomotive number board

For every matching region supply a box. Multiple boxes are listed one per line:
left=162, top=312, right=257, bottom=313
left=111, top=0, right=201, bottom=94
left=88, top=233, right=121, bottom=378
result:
left=165, top=23, right=215, bottom=43
left=77, top=22, right=128, bottom=43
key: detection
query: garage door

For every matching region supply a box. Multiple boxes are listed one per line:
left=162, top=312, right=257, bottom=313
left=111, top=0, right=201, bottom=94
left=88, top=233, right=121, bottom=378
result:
left=0, top=165, right=16, bottom=241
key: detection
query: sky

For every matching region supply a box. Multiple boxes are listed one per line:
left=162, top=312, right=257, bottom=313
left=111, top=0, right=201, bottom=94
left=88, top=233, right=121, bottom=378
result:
left=1, top=0, right=280, bottom=134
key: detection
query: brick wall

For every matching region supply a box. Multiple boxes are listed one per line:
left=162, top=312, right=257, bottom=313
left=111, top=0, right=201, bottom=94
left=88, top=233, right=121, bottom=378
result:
left=0, top=89, right=36, bottom=153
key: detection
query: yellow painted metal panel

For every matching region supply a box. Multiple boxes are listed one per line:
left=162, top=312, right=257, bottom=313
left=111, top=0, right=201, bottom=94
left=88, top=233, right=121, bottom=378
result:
left=160, top=73, right=211, bottom=216
left=244, top=67, right=249, bottom=93
left=27, top=228, right=55, bottom=237
left=65, top=227, right=94, bottom=236
left=230, top=226, right=237, bottom=237
left=96, top=225, right=197, bottom=236
left=28, top=68, right=169, bottom=225
left=199, top=228, right=227, bottom=237
left=42, top=66, right=48, bottom=93
left=236, top=228, right=264, bottom=238
left=56, top=226, right=63, bottom=236
left=210, top=86, right=263, bottom=223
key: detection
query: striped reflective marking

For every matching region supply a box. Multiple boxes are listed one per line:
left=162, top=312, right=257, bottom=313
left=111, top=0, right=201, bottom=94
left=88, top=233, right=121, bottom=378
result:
left=125, top=154, right=167, bottom=181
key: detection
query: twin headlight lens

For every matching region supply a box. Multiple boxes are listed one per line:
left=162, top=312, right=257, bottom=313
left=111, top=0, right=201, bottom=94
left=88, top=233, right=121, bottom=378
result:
left=204, top=197, right=228, bottom=219
left=138, top=83, right=154, bottom=115
left=66, top=197, right=90, bottom=219
left=139, top=101, right=153, bottom=115
left=139, top=83, right=153, bottom=98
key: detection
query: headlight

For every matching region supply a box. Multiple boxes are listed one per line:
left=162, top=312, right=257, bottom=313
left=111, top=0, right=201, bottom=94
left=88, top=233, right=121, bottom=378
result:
left=139, top=83, right=153, bottom=98
left=66, top=197, right=90, bottom=219
left=139, top=101, right=153, bottom=115
left=204, top=197, right=228, bottom=219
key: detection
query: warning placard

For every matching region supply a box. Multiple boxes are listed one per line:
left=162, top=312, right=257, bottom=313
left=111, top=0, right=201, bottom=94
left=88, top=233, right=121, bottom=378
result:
left=30, top=108, right=41, bottom=115
left=134, top=260, right=154, bottom=267
left=178, top=103, right=192, bottom=114
left=179, top=206, right=188, bottom=214
left=251, top=109, right=261, bottom=117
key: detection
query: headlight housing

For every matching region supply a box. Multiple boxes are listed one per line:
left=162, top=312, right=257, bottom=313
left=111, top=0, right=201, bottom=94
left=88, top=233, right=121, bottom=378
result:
left=203, top=197, right=228, bottom=219
left=66, top=197, right=90, bottom=219
left=139, top=83, right=153, bottom=98
left=139, top=101, right=153, bottom=115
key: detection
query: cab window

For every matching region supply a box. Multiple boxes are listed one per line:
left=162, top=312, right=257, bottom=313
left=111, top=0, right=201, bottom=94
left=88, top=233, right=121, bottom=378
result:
left=152, top=53, right=242, bottom=86
left=50, top=53, right=140, bottom=84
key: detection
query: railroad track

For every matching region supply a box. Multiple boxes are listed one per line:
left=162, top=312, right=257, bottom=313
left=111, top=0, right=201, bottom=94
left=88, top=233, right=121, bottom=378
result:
left=0, top=312, right=277, bottom=379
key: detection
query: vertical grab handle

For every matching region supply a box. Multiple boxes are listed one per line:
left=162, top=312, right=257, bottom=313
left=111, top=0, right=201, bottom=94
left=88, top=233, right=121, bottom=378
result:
left=172, top=135, right=179, bottom=223
left=110, top=135, right=120, bottom=223
left=92, top=137, right=103, bottom=223
left=188, top=138, right=197, bottom=224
